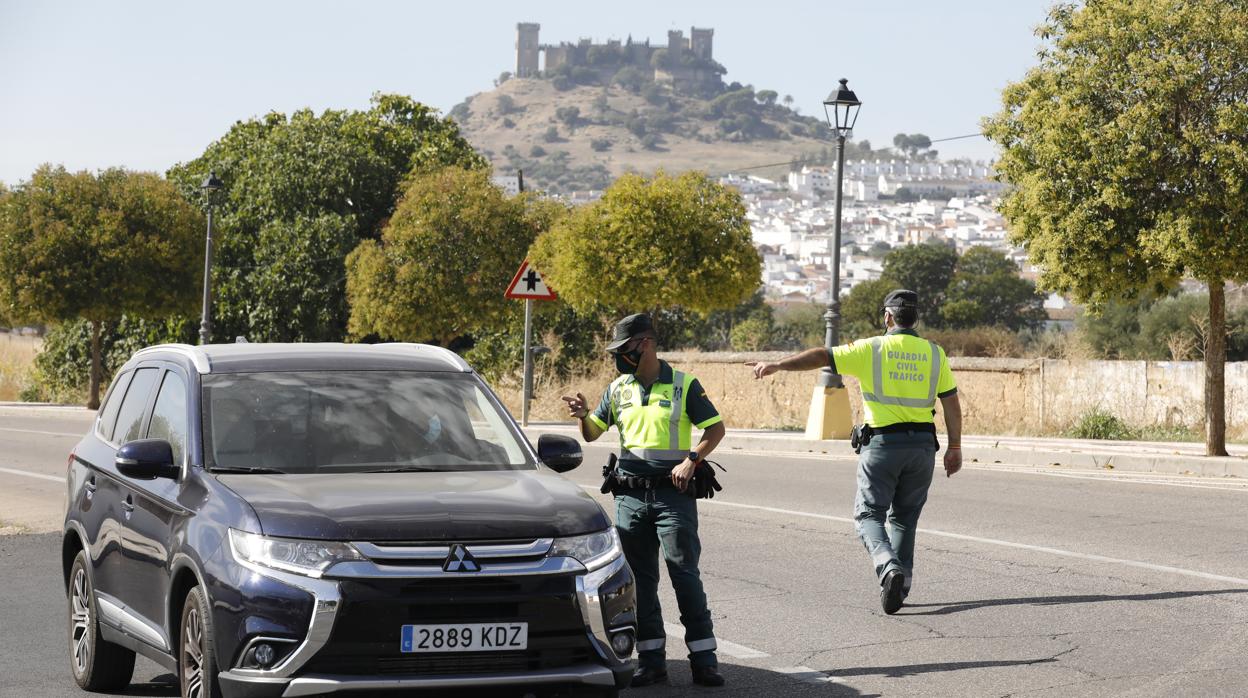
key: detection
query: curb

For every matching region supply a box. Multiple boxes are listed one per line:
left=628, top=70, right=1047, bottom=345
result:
left=520, top=423, right=1248, bottom=480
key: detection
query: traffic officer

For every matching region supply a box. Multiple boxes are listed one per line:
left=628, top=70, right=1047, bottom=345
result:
left=562, top=313, right=727, bottom=688
left=747, top=289, right=963, bottom=614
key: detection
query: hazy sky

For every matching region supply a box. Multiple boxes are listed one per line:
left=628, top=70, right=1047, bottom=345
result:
left=0, top=0, right=1057, bottom=185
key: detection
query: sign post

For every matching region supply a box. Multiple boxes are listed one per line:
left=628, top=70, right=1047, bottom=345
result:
left=504, top=260, right=558, bottom=426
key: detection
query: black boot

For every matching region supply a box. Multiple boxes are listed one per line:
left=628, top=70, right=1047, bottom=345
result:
left=631, top=665, right=668, bottom=687
left=691, top=664, right=725, bottom=687
left=881, top=569, right=905, bottom=615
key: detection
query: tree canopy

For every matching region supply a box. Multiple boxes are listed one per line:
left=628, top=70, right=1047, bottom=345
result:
left=983, top=0, right=1248, bottom=454
left=941, top=247, right=1047, bottom=331
left=0, top=166, right=202, bottom=406
left=166, top=94, right=485, bottom=343
left=529, top=171, right=760, bottom=315
left=346, top=166, right=564, bottom=346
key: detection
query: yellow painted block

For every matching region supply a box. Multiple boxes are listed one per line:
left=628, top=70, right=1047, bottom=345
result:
left=805, top=385, right=853, bottom=440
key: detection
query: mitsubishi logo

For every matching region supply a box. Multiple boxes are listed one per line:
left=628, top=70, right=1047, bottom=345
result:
left=443, top=544, right=480, bottom=573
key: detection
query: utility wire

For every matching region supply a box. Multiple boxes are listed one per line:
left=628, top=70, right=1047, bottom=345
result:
left=715, top=132, right=987, bottom=176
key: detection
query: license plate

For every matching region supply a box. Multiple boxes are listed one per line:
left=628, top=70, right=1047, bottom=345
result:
left=400, top=623, right=528, bottom=653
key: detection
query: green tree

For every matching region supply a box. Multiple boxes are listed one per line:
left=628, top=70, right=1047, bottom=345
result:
left=530, top=171, right=760, bottom=315
left=942, top=247, right=1047, bottom=331
left=984, top=0, right=1248, bottom=455
left=878, top=243, right=958, bottom=326
left=555, top=106, right=581, bottom=128
left=756, top=89, right=779, bottom=107
left=167, top=94, right=484, bottom=344
left=892, top=133, right=933, bottom=159
left=0, top=166, right=202, bottom=407
left=346, top=167, right=562, bottom=346
left=840, top=277, right=893, bottom=340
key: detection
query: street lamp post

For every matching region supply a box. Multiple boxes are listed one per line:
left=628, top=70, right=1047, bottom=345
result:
left=198, top=172, right=224, bottom=345
left=818, top=78, right=861, bottom=388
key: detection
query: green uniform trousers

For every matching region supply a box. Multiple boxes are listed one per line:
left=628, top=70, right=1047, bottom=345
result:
left=615, top=485, right=717, bottom=669
left=854, top=431, right=937, bottom=596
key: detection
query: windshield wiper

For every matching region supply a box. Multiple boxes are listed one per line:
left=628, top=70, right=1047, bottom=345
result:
left=209, top=466, right=287, bottom=475
left=357, top=466, right=444, bottom=473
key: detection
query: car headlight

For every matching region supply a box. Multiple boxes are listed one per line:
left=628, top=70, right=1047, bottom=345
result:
left=549, top=528, right=621, bottom=571
left=229, top=529, right=363, bottom=578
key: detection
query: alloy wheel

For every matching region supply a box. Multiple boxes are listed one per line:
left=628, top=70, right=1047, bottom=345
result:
left=182, top=606, right=205, bottom=698
left=69, top=568, right=91, bottom=675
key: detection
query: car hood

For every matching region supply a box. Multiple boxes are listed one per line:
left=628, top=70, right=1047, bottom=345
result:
left=216, top=469, right=609, bottom=541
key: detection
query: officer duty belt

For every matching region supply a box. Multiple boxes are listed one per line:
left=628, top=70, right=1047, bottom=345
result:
left=851, top=421, right=939, bottom=452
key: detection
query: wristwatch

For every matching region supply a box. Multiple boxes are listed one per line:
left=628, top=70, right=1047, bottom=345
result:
left=687, top=451, right=701, bottom=463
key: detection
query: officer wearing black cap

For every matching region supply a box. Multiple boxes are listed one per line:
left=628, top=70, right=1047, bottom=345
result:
left=562, top=313, right=728, bottom=687
left=747, top=289, right=963, bottom=614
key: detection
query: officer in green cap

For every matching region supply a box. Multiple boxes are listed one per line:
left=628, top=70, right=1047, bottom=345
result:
left=562, top=312, right=727, bottom=687
left=747, top=289, right=963, bottom=614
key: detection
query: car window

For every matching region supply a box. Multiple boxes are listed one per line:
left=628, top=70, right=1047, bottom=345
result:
left=146, top=371, right=188, bottom=465
left=111, top=367, right=160, bottom=445
left=202, top=371, right=533, bottom=473
left=96, top=371, right=133, bottom=441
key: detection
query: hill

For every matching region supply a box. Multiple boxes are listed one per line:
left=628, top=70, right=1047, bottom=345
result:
left=451, top=77, right=872, bottom=193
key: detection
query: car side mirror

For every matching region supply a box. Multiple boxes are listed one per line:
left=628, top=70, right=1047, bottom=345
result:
left=538, top=434, right=583, bottom=473
left=116, top=439, right=179, bottom=480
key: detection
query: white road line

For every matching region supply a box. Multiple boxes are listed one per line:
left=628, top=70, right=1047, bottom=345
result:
left=581, top=486, right=1248, bottom=586
left=0, top=426, right=82, bottom=438
left=775, top=666, right=842, bottom=684
left=0, top=466, right=66, bottom=483
left=663, top=623, right=769, bottom=659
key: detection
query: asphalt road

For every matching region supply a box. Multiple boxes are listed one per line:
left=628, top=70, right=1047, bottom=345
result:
left=2, top=409, right=1247, bottom=697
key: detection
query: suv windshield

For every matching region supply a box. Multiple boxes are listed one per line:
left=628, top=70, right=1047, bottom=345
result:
left=202, top=371, right=532, bottom=473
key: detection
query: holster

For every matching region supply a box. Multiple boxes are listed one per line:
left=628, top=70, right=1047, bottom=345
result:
left=850, top=424, right=874, bottom=454
left=691, top=460, right=726, bottom=499
left=599, top=453, right=618, bottom=494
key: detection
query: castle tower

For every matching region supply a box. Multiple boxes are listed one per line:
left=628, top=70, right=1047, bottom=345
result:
left=516, top=23, right=541, bottom=77
left=691, top=27, right=713, bottom=60
left=667, top=29, right=686, bottom=56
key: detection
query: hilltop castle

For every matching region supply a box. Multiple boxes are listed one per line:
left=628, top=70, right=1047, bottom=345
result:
left=515, top=23, right=722, bottom=91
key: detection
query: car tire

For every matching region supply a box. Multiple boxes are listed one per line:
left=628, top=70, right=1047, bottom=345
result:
left=67, top=551, right=136, bottom=691
left=179, top=585, right=224, bottom=698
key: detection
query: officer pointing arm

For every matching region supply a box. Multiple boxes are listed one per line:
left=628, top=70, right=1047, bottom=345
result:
left=746, top=289, right=962, bottom=615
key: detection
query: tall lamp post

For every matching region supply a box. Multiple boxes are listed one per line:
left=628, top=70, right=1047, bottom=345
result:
left=805, top=78, right=860, bottom=440
left=819, top=78, right=861, bottom=387
left=198, top=171, right=224, bottom=345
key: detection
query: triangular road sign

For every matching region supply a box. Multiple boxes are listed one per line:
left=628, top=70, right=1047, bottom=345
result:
left=505, top=260, right=558, bottom=301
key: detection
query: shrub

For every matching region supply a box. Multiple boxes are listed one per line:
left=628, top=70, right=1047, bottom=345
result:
left=590, top=138, right=612, bottom=152
left=1064, top=408, right=1138, bottom=441
left=543, top=126, right=560, bottom=143
left=529, top=145, right=547, bottom=157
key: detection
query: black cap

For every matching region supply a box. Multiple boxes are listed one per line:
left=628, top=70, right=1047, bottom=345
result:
left=605, top=313, right=654, bottom=353
left=882, top=289, right=919, bottom=310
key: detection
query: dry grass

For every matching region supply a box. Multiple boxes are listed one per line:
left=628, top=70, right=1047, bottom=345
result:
left=0, top=334, right=40, bottom=401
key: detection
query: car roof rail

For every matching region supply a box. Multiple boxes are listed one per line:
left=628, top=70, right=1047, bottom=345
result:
left=131, top=343, right=212, bottom=374
left=375, top=342, right=471, bottom=372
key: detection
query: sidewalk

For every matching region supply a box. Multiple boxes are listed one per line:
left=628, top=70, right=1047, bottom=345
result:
left=522, top=422, right=1248, bottom=479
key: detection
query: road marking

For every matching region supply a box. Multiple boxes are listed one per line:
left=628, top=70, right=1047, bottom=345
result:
left=663, top=623, right=769, bottom=659
left=776, top=666, right=842, bottom=684
left=0, top=426, right=82, bottom=438
left=582, top=486, right=1248, bottom=586
left=0, top=466, right=65, bottom=483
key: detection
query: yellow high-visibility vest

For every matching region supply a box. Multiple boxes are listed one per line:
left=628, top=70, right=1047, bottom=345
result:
left=832, top=331, right=957, bottom=428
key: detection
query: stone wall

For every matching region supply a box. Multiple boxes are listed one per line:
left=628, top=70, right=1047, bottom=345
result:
left=504, top=352, right=1248, bottom=439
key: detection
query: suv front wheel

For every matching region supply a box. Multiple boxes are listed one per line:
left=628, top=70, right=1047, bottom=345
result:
left=67, top=551, right=135, bottom=691
left=179, top=585, right=223, bottom=698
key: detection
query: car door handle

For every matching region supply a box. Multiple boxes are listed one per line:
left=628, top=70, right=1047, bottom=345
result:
left=84, top=478, right=97, bottom=493
left=121, top=497, right=135, bottom=516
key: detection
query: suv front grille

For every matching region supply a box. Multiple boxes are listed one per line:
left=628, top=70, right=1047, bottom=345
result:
left=302, top=573, right=594, bottom=676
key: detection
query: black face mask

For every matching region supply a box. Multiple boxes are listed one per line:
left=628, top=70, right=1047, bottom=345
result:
left=614, top=347, right=642, bottom=375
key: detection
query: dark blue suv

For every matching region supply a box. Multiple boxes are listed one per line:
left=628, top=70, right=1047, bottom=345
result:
left=62, top=343, right=636, bottom=698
